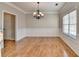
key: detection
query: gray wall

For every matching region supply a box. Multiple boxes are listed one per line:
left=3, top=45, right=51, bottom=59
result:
left=59, top=2, right=79, bottom=56
left=23, top=13, right=59, bottom=37
left=0, top=3, right=27, bottom=41
left=0, top=2, right=26, bottom=50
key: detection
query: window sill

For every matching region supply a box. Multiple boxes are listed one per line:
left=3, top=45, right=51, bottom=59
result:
left=63, top=32, right=76, bottom=40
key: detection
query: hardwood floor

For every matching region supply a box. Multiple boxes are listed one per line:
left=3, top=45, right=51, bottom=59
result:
left=2, top=40, right=16, bottom=57
left=1, top=37, right=77, bottom=57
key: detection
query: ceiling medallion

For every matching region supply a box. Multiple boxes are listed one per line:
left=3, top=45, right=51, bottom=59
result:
left=33, top=2, right=44, bottom=19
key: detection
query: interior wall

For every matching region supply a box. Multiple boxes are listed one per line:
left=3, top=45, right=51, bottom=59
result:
left=59, top=2, right=79, bottom=56
left=0, top=3, right=26, bottom=49
left=23, top=13, right=59, bottom=37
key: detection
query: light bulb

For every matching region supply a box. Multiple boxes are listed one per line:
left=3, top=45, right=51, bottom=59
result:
left=33, top=12, right=37, bottom=15
left=41, top=13, right=44, bottom=16
left=39, top=12, right=42, bottom=14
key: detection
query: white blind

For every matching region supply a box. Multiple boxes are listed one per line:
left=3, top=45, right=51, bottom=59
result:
left=63, top=14, right=69, bottom=34
left=63, top=10, right=77, bottom=39
left=69, top=10, right=77, bottom=36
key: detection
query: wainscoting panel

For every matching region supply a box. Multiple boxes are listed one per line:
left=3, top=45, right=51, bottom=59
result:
left=16, top=28, right=59, bottom=41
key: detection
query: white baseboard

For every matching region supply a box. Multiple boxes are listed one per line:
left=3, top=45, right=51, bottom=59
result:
left=16, top=28, right=59, bottom=41
left=60, top=34, right=79, bottom=56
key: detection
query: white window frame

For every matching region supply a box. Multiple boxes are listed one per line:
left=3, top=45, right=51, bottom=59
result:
left=63, top=10, right=77, bottom=39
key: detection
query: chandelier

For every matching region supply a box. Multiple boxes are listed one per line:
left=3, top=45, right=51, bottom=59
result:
left=33, top=2, right=44, bottom=19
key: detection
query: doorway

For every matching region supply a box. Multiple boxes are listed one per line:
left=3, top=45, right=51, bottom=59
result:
left=2, top=12, right=16, bottom=56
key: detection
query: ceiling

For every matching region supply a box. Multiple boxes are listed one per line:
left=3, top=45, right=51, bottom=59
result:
left=11, top=2, right=64, bottom=14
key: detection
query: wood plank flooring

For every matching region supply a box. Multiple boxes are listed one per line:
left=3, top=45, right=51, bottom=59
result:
left=2, top=40, right=16, bottom=57
left=1, top=37, right=77, bottom=57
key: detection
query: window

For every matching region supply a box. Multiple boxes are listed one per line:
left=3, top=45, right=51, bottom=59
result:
left=63, top=14, right=69, bottom=34
left=63, top=10, right=77, bottom=39
left=69, top=10, right=77, bottom=36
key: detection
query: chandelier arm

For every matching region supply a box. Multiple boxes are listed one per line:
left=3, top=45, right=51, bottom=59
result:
left=33, top=2, right=44, bottom=19
left=37, top=2, right=39, bottom=12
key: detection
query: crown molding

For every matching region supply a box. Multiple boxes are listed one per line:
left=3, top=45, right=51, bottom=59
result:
left=44, top=11, right=58, bottom=14
left=4, top=2, right=26, bottom=14
left=4, top=2, right=59, bottom=14
left=25, top=11, right=59, bottom=14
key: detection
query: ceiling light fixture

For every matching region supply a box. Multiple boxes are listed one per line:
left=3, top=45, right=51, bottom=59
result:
left=55, top=3, right=58, bottom=6
left=33, top=2, right=44, bottom=19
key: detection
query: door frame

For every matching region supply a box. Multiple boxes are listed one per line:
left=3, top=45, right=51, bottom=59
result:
left=2, top=10, right=16, bottom=48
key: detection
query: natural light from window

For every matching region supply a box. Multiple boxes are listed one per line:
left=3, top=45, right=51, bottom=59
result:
left=63, top=10, right=77, bottom=39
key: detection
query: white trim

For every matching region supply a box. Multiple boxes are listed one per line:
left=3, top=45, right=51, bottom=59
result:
left=60, top=35, right=79, bottom=56
left=4, top=2, right=26, bottom=14
left=25, top=11, right=59, bottom=14
left=16, top=27, right=59, bottom=41
left=2, top=10, right=17, bottom=15
left=3, top=2, right=59, bottom=14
